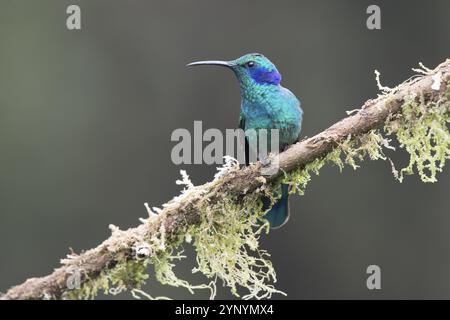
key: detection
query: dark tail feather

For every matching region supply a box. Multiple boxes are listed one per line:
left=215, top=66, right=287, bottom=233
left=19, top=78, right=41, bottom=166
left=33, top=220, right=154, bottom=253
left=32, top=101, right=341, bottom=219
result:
left=262, top=184, right=290, bottom=229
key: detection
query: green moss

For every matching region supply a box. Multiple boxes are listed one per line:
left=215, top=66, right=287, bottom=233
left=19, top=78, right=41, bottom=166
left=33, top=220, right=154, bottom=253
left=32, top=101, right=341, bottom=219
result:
left=62, top=259, right=149, bottom=300
left=62, top=275, right=108, bottom=300
left=444, top=85, right=450, bottom=99
left=108, top=259, right=149, bottom=290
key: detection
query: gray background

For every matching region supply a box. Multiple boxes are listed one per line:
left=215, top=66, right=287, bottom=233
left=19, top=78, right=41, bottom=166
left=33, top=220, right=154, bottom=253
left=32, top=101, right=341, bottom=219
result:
left=0, top=0, right=449, bottom=299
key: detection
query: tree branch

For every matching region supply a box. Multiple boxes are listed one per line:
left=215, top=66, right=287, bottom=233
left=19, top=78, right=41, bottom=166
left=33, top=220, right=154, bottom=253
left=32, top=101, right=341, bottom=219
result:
left=1, top=59, right=449, bottom=300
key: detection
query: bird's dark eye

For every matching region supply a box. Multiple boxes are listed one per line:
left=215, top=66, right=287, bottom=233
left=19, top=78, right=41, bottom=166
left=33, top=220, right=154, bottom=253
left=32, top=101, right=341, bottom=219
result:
left=246, top=61, right=255, bottom=68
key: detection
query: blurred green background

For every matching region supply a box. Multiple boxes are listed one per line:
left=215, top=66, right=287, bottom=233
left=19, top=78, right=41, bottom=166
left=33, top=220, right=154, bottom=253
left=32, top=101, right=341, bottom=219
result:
left=0, top=0, right=449, bottom=299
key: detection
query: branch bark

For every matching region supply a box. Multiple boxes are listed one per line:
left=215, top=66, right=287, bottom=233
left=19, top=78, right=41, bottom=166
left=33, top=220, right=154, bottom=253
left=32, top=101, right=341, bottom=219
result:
left=1, top=59, right=449, bottom=300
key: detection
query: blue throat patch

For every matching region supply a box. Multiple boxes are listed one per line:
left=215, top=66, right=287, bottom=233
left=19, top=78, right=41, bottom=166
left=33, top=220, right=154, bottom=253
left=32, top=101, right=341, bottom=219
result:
left=250, top=66, right=282, bottom=85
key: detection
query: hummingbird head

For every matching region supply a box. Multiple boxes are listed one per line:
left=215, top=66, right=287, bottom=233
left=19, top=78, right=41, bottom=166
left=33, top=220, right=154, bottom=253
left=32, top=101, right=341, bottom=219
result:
left=187, top=53, right=282, bottom=88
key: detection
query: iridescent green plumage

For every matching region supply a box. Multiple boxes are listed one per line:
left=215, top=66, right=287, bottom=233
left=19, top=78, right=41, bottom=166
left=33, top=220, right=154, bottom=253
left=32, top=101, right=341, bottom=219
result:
left=188, top=53, right=303, bottom=228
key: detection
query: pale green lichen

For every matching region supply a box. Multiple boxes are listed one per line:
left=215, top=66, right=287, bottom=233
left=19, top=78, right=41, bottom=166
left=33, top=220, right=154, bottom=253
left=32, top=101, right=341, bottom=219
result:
left=63, top=158, right=283, bottom=300
left=283, top=129, right=393, bottom=196
left=151, top=250, right=216, bottom=298
left=282, top=70, right=449, bottom=195
left=139, top=158, right=284, bottom=300
left=384, top=91, right=450, bottom=182
left=189, top=191, right=284, bottom=300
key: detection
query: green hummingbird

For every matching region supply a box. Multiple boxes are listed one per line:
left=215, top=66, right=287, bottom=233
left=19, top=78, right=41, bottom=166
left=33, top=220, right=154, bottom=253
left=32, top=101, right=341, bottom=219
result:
left=188, top=53, right=303, bottom=228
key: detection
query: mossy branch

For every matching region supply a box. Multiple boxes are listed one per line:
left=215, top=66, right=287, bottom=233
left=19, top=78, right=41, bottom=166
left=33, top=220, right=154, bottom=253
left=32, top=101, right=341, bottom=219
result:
left=1, top=59, right=449, bottom=300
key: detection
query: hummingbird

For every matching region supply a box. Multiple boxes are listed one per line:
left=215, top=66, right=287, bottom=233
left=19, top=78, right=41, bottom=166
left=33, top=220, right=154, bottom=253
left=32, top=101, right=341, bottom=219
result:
left=187, top=53, right=303, bottom=228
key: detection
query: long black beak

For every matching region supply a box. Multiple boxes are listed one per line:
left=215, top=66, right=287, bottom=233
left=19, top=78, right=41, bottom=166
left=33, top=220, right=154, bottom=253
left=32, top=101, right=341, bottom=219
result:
left=186, top=60, right=234, bottom=68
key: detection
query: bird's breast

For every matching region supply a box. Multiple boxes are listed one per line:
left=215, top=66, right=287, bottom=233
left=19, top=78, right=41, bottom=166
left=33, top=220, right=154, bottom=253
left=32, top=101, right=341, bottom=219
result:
left=241, top=91, right=302, bottom=149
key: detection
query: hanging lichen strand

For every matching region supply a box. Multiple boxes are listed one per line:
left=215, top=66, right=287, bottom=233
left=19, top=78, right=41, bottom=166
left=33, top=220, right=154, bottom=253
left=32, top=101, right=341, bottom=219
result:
left=385, top=90, right=450, bottom=182
left=55, top=63, right=450, bottom=300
